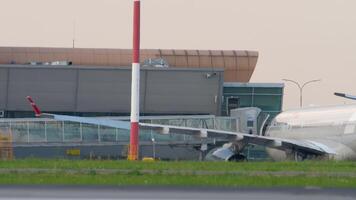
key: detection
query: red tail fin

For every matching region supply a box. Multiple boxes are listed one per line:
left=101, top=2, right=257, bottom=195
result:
left=26, top=96, right=42, bottom=117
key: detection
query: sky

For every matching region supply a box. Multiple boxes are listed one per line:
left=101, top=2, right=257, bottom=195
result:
left=0, top=0, right=356, bottom=110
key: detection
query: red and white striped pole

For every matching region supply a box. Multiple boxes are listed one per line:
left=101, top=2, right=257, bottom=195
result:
left=128, top=0, right=141, bottom=161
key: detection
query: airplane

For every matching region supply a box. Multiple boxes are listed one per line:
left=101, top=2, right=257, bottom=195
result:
left=25, top=94, right=356, bottom=162
left=334, top=92, right=356, bottom=100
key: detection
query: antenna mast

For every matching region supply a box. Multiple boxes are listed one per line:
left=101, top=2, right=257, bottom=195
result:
left=128, top=0, right=141, bottom=161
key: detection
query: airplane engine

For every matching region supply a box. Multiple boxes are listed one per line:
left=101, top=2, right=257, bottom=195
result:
left=205, top=143, right=246, bottom=161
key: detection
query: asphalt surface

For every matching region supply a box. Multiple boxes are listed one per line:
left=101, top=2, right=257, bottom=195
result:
left=0, top=186, right=355, bottom=200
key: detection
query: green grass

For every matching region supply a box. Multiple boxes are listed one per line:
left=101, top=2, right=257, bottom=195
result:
left=1, top=159, right=356, bottom=172
left=0, top=159, right=356, bottom=187
left=0, top=173, right=355, bottom=188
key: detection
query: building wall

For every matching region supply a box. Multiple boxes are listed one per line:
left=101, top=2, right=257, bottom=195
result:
left=222, top=83, right=284, bottom=119
left=0, top=65, right=223, bottom=117
left=0, top=68, right=7, bottom=110
left=0, top=47, right=258, bottom=82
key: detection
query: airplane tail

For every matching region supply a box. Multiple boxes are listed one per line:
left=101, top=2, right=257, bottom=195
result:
left=26, top=96, right=42, bottom=117
left=334, top=92, right=356, bottom=100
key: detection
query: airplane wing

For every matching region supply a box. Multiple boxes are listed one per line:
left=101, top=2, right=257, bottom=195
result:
left=334, top=92, right=356, bottom=100
left=26, top=96, right=131, bottom=130
left=139, top=123, right=335, bottom=156
left=26, top=96, right=334, bottom=157
left=39, top=114, right=336, bottom=156
left=42, top=113, right=131, bottom=130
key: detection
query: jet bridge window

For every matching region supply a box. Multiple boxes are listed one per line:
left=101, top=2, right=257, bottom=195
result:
left=226, top=97, right=240, bottom=115
left=247, top=120, right=254, bottom=127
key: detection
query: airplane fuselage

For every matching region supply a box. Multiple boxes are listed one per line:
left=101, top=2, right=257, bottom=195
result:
left=265, top=104, right=356, bottom=160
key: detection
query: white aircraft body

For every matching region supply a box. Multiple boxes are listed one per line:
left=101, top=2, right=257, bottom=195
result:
left=25, top=94, right=356, bottom=161
left=265, top=104, right=356, bottom=161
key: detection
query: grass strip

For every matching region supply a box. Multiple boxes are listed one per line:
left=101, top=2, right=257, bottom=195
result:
left=0, top=168, right=356, bottom=178
left=0, top=159, right=355, bottom=188
left=0, top=159, right=356, bottom=172
left=0, top=173, right=356, bottom=188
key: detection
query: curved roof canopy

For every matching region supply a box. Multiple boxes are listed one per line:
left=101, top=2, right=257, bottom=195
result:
left=0, top=47, right=258, bottom=82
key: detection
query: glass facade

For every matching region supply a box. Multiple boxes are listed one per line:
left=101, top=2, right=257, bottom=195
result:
left=222, top=82, right=284, bottom=160
left=222, top=83, right=284, bottom=120
left=0, top=115, right=270, bottom=161
left=0, top=116, right=238, bottom=144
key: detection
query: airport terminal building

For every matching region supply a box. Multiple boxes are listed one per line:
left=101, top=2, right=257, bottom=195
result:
left=0, top=47, right=282, bottom=118
left=0, top=47, right=283, bottom=160
left=0, top=65, right=224, bottom=117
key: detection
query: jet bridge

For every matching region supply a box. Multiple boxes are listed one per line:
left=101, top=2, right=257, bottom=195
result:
left=230, top=107, right=270, bottom=136
left=0, top=115, right=238, bottom=160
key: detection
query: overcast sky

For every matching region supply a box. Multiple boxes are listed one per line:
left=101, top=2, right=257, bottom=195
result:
left=1, top=0, right=356, bottom=109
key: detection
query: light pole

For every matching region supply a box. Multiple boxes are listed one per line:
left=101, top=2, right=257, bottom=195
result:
left=282, top=79, right=321, bottom=108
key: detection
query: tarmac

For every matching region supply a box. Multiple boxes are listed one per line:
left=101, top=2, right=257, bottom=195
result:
left=0, top=186, right=355, bottom=200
